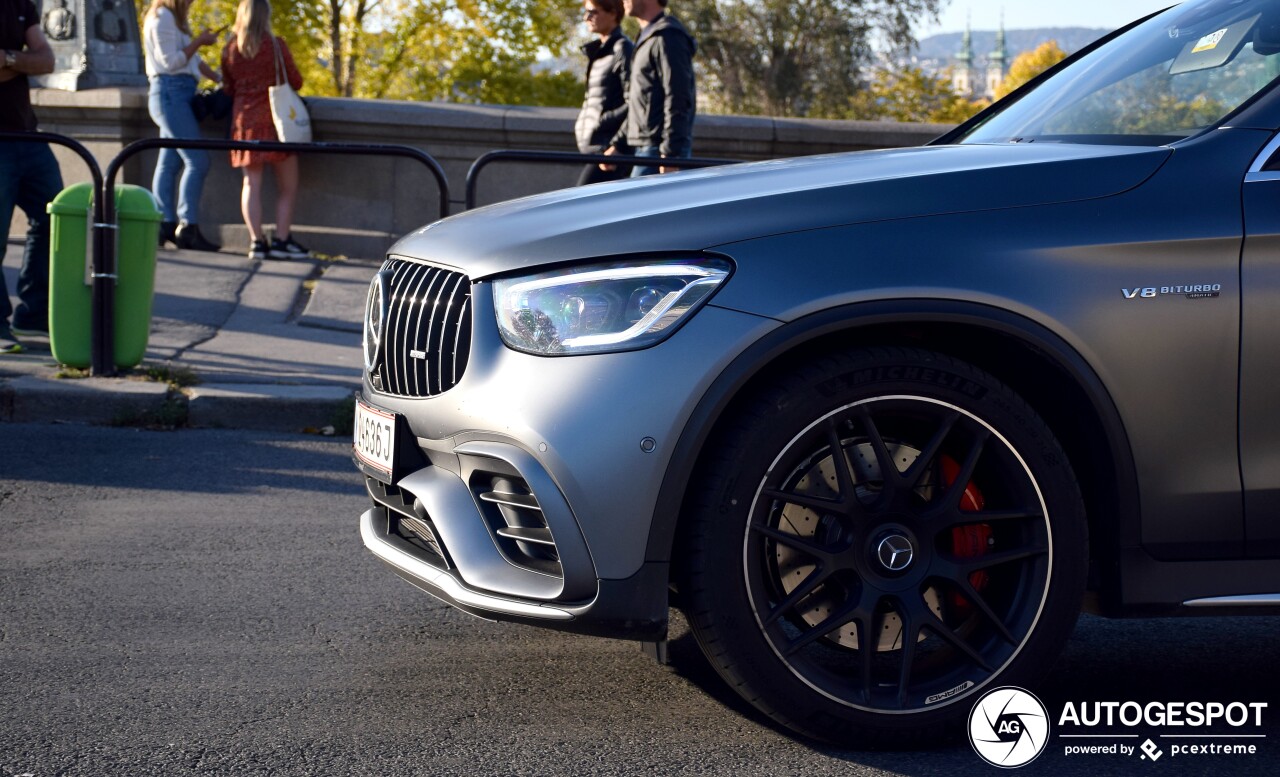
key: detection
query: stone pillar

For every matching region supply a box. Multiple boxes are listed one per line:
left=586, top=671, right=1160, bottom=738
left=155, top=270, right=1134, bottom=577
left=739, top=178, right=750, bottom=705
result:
left=33, top=0, right=147, bottom=90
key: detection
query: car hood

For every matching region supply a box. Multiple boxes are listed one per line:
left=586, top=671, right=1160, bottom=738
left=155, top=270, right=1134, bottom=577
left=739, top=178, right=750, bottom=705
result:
left=395, top=143, right=1171, bottom=279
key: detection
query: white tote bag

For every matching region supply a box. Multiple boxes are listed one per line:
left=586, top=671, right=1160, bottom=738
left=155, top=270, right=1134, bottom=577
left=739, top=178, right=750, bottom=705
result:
left=269, top=36, right=311, bottom=143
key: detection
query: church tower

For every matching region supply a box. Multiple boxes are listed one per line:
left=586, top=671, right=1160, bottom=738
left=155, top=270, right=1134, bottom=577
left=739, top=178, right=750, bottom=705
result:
left=953, top=21, right=975, bottom=98
left=986, top=15, right=1009, bottom=98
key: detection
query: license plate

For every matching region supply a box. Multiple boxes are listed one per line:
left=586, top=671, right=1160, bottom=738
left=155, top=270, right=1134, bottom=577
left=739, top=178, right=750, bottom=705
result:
left=354, top=399, right=397, bottom=480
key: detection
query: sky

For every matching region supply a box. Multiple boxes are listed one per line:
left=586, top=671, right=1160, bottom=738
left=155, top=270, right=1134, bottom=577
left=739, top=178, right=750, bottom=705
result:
left=920, top=1, right=1179, bottom=35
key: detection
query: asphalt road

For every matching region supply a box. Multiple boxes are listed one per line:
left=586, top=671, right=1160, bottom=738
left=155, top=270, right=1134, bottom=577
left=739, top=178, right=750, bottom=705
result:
left=1, top=424, right=1277, bottom=776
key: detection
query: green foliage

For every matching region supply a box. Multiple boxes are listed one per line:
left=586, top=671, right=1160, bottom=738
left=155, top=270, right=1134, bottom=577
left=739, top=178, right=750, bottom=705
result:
left=682, top=0, right=943, bottom=117
left=1124, top=94, right=1225, bottom=135
left=1043, top=63, right=1230, bottom=137
left=842, top=65, right=984, bottom=123
left=161, top=0, right=582, bottom=103
left=145, top=0, right=950, bottom=115
left=994, top=40, right=1067, bottom=100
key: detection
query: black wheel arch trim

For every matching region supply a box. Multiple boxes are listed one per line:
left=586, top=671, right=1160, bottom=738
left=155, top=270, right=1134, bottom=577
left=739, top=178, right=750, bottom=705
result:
left=649, top=299, right=1140, bottom=599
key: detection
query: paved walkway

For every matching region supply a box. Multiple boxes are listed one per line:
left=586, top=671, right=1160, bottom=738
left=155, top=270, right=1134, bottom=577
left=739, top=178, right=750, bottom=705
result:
left=0, top=244, right=379, bottom=432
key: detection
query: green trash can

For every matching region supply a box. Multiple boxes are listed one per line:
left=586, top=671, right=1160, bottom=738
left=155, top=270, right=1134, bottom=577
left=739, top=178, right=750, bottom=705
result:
left=47, top=183, right=162, bottom=369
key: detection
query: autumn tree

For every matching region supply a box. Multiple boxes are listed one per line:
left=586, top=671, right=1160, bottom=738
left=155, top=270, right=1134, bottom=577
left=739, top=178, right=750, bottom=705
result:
left=144, top=0, right=582, bottom=105
left=682, top=0, right=943, bottom=117
left=843, top=66, right=985, bottom=123
left=994, top=40, right=1067, bottom=100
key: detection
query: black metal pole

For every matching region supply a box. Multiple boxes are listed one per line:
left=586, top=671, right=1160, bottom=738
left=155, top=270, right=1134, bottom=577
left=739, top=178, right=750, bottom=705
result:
left=96, top=166, right=117, bottom=375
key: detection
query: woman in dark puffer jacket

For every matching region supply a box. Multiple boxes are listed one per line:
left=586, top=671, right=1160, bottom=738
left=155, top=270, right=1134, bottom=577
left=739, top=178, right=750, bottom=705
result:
left=574, top=0, right=632, bottom=185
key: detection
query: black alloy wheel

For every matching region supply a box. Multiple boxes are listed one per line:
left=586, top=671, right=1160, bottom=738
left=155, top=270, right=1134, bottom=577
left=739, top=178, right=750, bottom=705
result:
left=680, top=347, right=1087, bottom=747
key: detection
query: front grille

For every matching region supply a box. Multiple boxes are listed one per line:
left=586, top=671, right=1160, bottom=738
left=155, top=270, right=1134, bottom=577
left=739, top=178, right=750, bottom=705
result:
left=372, top=257, right=471, bottom=397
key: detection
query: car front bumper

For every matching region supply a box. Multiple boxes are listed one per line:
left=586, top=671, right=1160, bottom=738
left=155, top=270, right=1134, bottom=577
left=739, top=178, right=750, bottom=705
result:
left=355, top=280, right=779, bottom=635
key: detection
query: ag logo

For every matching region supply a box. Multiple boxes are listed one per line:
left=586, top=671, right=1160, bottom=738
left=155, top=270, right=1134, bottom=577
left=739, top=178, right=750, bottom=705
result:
left=968, top=686, right=1050, bottom=768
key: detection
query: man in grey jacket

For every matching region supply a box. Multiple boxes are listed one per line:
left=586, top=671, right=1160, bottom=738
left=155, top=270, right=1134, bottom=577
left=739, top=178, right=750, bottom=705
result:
left=604, top=0, right=696, bottom=176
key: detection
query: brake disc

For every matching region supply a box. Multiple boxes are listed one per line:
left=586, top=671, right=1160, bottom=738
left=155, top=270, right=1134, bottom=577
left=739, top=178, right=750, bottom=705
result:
left=772, top=441, right=943, bottom=651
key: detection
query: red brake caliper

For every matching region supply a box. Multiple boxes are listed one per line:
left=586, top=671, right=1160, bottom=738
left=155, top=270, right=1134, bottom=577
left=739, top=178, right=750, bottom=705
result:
left=941, top=455, right=991, bottom=616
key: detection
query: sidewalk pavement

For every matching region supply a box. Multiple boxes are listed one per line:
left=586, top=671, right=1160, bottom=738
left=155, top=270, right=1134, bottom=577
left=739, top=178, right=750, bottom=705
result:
left=1, top=244, right=381, bottom=434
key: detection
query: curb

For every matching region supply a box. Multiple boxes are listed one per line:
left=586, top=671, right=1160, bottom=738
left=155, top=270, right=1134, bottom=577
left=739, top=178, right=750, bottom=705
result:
left=0, top=374, right=172, bottom=426
left=186, top=383, right=355, bottom=432
left=0, top=373, right=355, bottom=434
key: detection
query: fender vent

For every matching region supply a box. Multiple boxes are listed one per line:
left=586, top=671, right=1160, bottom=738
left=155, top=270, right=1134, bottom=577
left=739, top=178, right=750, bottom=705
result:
left=475, top=477, right=562, bottom=578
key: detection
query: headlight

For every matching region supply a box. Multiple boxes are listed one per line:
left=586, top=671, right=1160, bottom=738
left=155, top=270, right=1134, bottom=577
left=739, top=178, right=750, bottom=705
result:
left=494, top=257, right=732, bottom=355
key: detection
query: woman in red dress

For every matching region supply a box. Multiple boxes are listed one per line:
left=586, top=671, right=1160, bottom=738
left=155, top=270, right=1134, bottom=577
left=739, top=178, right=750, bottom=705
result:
left=221, top=0, right=307, bottom=259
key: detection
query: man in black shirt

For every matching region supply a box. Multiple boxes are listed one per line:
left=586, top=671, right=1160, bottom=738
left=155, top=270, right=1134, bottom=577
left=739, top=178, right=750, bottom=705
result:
left=1, top=0, right=61, bottom=353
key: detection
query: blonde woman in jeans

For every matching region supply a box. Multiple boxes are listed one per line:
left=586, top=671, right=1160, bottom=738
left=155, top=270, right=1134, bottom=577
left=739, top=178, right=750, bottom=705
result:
left=143, top=0, right=221, bottom=251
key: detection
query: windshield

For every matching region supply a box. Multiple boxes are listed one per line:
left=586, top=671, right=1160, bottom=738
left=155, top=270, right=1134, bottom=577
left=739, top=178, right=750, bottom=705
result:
left=959, top=0, right=1280, bottom=145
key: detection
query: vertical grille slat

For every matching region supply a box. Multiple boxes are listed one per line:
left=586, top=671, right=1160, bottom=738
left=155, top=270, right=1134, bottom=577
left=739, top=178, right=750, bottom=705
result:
left=451, top=297, right=470, bottom=389
left=437, top=273, right=466, bottom=395
left=392, top=261, right=422, bottom=395
left=370, top=257, right=472, bottom=398
left=382, top=260, right=415, bottom=395
left=398, top=263, right=429, bottom=396
left=407, top=267, right=442, bottom=397
left=420, top=269, right=448, bottom=396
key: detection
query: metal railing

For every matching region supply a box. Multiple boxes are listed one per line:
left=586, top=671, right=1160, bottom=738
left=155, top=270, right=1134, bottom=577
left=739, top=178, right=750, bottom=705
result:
left=3, top=134, right=450, bottom=375
left=465, top=149, right=737, bottom=210
left=0, top=130, right=108, bottom=372
left=105, top=137, right=450, bottom=223
left=98, top=138, right=448, bottom=376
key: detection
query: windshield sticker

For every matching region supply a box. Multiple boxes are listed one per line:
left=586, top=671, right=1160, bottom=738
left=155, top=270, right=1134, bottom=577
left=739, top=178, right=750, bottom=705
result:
left=1193, top=28, right=1229, bottom=53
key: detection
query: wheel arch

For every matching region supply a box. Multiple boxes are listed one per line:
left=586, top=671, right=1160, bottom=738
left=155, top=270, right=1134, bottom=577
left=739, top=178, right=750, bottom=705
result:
left=651, top=300, right=1139, bottom=612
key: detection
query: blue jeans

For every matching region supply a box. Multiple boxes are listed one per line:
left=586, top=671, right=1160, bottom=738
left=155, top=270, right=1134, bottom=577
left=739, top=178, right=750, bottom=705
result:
left=630, top=146, right=691, bottom=178
left=0, top=141, right=64, bottom=332
left=148, top=74, right=209, bottom=224
left=630, top=146, right=662, bottom=178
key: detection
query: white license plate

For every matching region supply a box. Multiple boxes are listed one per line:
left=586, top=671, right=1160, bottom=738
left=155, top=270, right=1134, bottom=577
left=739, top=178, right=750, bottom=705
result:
left=354, top=399, right=396, bottom=479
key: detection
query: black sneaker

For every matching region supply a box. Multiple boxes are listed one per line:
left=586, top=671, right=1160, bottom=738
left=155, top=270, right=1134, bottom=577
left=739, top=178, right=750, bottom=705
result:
left=269, top=235, right=310, bottom=260
left=158, top=221, right=178, bottom=248
left=0, top=330, right=23, bottom=354
left=176, top=223, right=221, bottom=252
left=249, top=239, right=269, bottom=260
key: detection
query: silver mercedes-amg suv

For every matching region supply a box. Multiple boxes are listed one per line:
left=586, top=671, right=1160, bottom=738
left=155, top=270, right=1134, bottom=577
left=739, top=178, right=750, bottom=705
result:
left=353, top=0, right=1280, bottom=745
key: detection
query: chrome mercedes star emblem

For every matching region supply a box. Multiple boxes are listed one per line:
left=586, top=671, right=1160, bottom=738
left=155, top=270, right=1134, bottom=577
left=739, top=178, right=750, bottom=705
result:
left=877, top=535, right=914, bottom=572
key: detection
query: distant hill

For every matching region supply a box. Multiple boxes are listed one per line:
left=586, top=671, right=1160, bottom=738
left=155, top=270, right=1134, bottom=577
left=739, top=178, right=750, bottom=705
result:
left=915, top=28, right=1110, bottom=62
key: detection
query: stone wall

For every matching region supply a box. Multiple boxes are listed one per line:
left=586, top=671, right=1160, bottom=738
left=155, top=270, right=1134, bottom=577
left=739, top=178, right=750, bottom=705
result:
left=18, top=87, right=952, bottom=259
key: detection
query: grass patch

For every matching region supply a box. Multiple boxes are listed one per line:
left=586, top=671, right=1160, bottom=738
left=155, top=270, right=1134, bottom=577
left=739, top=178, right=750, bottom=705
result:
left=53, top=366, right=91, bottom=380
left=133, top=363, right=200, bottom=389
